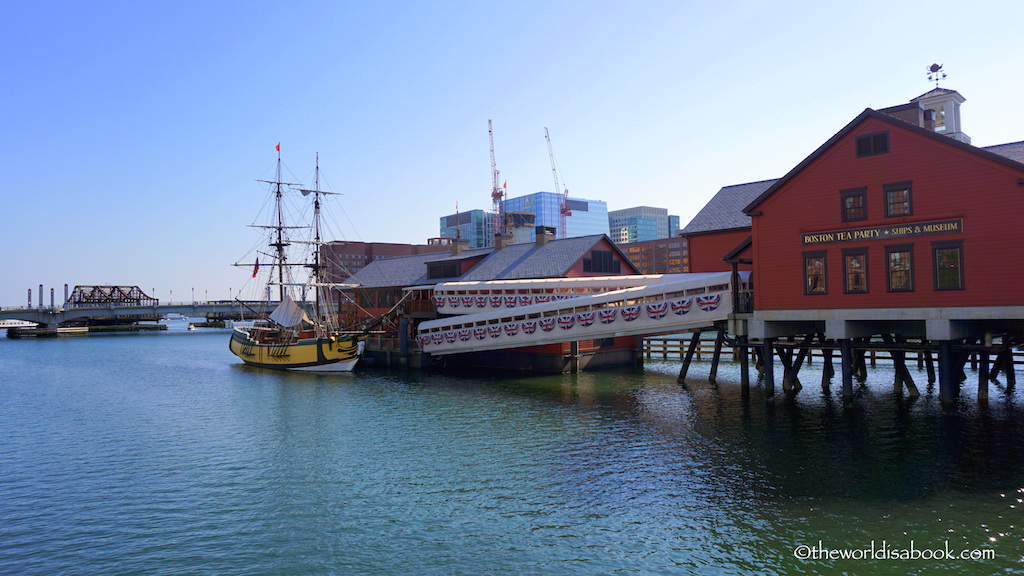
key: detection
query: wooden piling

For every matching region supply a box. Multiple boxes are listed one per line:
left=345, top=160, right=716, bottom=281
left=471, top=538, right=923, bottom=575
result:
left=924, top=349, right=936, bottom=390
left=938, top=340, right=958, bottom=408
left=762, top=338, right=776, bottom=399
left=777, top=345, right=794, bottom=394
left=709, top=328, right=724, bottom=384
left=677, top=330, right=702, bottom=384
left=788, top=334, right=812, bottom=393
left=840, top=338, right=854, bottom=404
left=978, top=351, right=989, bottom=402
left=1006, top=349, right=1017, bottom=390
left=739, top=335, right=750, bottom=397
left=821, top=344, right=834, bottom=391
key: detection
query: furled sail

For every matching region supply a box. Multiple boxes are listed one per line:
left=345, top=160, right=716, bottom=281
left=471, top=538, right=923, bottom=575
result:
left=269, top=293, right=311, bottom=327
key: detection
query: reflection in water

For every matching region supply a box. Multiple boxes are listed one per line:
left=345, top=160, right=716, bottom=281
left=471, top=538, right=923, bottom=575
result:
left=1, top=334, right=1022, bottom=575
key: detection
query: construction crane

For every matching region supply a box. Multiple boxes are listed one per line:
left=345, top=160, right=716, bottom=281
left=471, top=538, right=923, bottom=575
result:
left=545, top=127, right=572, bottom=239
left=488, top=120, right=504, bottom=237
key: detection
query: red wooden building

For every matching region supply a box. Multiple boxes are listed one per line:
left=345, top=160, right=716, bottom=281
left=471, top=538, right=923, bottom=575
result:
left=735, top=88, right=1024, bottom=404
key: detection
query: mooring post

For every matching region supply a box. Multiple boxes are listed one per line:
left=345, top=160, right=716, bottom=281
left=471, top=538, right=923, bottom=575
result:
left=978, top=351, right=989, bottom=402
left=840, top=338, right=854, bottom=404
left=677, top=330, right=702, bottom=384
left=762, top=338, right=776, bottom=399
left=938, top=340, right=958, bottom=408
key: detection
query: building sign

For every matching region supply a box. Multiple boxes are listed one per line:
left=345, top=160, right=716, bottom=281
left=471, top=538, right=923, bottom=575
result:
left=801, top=218, right=962, bottom=245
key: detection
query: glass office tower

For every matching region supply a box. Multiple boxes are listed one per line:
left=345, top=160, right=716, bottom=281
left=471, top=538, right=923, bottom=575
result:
left=501, top=192, right=609, bottom=241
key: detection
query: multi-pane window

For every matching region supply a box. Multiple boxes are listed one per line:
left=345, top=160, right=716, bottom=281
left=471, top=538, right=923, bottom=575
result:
left=427, top=261, right=459, bottom=279
left=583, top=250, right=620, bottom=274
left=843, top=248, right=868, bottom=293
left=840, top=187, right=868, bottom=222
left=933, top=240, right=964, bottom=290
left=885, top=244, right=914, bottom=292
left=803, top=251, right=827, bottom=295
left=884, top=181, right=912, bottom=217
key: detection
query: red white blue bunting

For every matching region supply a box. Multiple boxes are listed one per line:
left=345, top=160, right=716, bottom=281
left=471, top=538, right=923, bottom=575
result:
left=696, top=294, right=721, bottom=311
left=671, top=298, right=692, bottom=315
left=422, top=292, right=726, bottom=348
left=646, top=302, right=668, bottom=320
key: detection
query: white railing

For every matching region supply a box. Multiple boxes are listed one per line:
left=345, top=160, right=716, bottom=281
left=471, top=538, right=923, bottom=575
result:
left=418, top=272, right=745, bottom=355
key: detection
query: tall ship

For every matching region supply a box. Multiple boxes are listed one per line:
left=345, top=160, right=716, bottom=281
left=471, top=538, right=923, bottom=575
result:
left=229, top=145, right=365, bottom=371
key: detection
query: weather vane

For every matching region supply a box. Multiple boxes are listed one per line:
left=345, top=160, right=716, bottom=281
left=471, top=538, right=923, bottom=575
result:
left=927, top=63, right=946, bottom=87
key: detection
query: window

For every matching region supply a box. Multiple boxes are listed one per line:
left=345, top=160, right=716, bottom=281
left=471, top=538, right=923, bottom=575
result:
left=932, top=105, right=946, bottom=132
left=427, top=261, right=459, bottom=279
left=840, top=187, right=867, bottom=221
left=843, top=248, right=868, bottom=293
left=856, top=131, right=889, bottom=157
left=583, top=250, right=621, bottom=274
left=933, top=240, right=964, bottom=290
left=803, top=251, right=827, bottom=295
left=885, top=244, right=914, bottom=292
left=884, top=181, right=912, bottom=217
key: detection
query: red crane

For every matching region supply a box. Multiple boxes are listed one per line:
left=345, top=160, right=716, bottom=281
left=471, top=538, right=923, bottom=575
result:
left=545, top=127, right=571, bottom=239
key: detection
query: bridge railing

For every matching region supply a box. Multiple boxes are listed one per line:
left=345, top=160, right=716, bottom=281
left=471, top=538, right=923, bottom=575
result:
left=418, top=272, right=743, bottom=356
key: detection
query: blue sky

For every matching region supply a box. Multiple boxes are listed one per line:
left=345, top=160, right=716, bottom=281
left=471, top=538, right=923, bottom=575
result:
left=2, top=0, right=1021, bottom=306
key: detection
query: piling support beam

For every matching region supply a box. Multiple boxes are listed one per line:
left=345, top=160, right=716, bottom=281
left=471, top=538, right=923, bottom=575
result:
left=840, top=338, right=854, bottom=404
left=777, top=345, right=794, bottom=394
left=924, top=349, right=937, bottom=391
left=978, top=351, right=989, bottom=403
left=1006, top=349, right=1017, bottom=390
left=677, top=330, right=702, bottom=384
left=937, top=340, right=958, bottom=408
left=739, top=335, right=750, bottom=398
left=788, top=334, right=812, bottom=393
left=709, top=328, right=724, bottom=384
left=762, top=338, right=776, bottom=399
left=820, top=334, right=835, bottom=391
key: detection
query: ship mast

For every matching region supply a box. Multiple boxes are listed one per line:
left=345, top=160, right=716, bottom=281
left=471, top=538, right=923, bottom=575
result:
left=299, top=154, right=341, bottom=334
left=272, top=144, right=288, bottom=301
left=254, top=143, right=301, bottom=303
left=312, top=154, right=323, bottom=331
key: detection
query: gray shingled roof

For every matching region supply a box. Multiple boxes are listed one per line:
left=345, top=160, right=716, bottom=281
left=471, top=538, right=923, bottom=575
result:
left=348, top=248, right=490, bottom=288
left=679, top=179, right=778, bottom=235
left=460, top=235, right=610, bottom=281
left=984, top=141, right=1024, bottom=164
left=348, top=235, right=635, bottom=288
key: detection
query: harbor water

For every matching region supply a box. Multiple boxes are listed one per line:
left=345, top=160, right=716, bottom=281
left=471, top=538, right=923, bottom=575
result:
left=1, top=325, right=1023, bottom=575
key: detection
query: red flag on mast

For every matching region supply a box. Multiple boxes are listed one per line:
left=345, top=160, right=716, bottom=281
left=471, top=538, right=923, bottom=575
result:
left=275, top=143, right=280, bottom=152
left=252, top=258, right=260, bottom=278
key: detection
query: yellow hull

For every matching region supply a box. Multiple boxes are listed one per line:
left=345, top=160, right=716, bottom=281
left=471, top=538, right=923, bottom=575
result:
left=229, top=328, right=362, bottom=371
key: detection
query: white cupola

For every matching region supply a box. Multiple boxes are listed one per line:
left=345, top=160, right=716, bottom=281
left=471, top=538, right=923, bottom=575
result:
left=911, top=86, right=970, bottom=144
